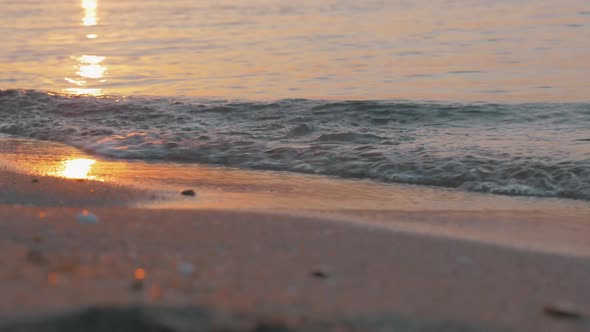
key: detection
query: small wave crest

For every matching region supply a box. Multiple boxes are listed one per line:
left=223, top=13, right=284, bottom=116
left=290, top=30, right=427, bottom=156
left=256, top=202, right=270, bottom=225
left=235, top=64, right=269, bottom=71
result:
left=1, top=89, right=589, bottom=200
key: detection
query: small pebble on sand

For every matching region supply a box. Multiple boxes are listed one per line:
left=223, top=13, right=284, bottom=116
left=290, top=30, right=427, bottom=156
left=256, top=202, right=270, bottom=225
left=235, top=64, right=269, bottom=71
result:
left=544, top=302, right=584, bottom=320
left=311, top=270, right=329, bottom=279
left=131, top=268, right=146, bottom=291
left=181, top=189, right=196, bottom=196
left=178, top=262, right=195, bottom=276
left=32, top=179, right=39, bottom=183
left=458, top=256, right=472, bottom=265
left=76, top=210, right=99, bottom=224
left=26, top=248, right=47, bottom=266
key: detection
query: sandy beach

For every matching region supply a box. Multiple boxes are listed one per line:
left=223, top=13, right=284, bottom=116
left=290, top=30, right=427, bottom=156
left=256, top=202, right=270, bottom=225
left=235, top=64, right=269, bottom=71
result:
left=1, top=140, right=589, bottom=332
left=1, top=0, right=589, bottom=330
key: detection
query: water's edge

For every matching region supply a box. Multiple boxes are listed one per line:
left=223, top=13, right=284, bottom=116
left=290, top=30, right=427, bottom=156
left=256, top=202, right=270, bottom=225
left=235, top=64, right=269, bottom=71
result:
left=1, top=89, right=589, bottom=200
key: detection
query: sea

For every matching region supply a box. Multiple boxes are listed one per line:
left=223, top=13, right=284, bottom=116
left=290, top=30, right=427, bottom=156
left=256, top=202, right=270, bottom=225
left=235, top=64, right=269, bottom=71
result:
left=1, top=0, right=589, bottom=201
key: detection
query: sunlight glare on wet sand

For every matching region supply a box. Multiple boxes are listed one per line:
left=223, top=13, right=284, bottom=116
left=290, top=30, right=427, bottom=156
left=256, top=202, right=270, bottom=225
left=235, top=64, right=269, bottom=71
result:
left=57, top=158, right=97, bottom=180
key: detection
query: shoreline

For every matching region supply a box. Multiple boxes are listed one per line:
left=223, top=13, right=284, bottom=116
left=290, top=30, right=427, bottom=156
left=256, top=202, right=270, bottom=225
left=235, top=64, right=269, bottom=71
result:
left=1, top=136, right=589, bottom=257
left=0, top=137, right=589, bottom=331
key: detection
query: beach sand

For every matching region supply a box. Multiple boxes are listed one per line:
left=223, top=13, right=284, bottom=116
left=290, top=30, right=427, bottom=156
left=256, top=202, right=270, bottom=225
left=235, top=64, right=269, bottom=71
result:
left=0, top=140, right=589, bottom=331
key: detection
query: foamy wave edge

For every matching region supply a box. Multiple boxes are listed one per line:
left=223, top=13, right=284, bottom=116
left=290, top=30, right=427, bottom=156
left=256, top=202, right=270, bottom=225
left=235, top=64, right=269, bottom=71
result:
left=1, top=89, right=589, bottom=200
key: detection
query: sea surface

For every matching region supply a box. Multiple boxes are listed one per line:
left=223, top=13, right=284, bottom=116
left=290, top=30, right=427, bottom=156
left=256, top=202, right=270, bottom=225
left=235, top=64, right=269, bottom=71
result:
left=1, top=0, right=589, bottom=200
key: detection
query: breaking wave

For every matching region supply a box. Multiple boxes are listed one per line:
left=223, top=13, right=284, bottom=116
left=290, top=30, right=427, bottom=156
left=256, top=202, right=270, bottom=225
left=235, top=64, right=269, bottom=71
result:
left=1, top=89, right=589, bottom=200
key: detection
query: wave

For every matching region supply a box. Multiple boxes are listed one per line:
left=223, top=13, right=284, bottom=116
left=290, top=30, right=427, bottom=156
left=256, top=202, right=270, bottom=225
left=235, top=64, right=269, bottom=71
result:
left=1, top=89, right=589, bottom=200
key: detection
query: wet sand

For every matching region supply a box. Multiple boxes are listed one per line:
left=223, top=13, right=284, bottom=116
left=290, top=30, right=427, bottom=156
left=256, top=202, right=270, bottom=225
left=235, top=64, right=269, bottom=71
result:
left=1, top=137, right=590, bottom=331
left=0, top=166, right=589, bottom=332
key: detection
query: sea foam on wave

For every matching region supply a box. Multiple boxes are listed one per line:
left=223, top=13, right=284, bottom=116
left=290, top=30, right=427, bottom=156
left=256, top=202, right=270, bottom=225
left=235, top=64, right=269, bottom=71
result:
left=1, top=89, right=589, bottom=200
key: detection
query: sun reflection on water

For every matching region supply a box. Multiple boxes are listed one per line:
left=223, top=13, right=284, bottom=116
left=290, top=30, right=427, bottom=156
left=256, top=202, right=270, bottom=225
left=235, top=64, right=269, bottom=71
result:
left=82, top=0, right=98, bottom=26
left=78, top=55, right=107, bottom=80
left=64, top=87, right=104, bottom=96
left=65, top=0, right=107, bottom=96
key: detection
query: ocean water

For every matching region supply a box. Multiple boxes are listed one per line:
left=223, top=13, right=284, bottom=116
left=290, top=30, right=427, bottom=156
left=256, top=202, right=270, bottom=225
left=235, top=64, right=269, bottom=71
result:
left=1, top=0, right=590, bottom=101
left=1, top=1, right=589, bottom=200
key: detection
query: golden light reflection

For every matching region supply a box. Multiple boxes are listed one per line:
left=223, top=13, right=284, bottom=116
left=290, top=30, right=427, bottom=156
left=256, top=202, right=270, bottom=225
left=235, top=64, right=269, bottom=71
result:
left=134, top=268, right=146, bottom=281
left=64, top=0, right=107, bottom=96
left=82, top=0, right=98, bottom=26
left=64, top=88, right=103, bottom=96
left=64, top=53, right=107, bottom=95
left=57, top=158, right=97, bottom=180
left=79, top=55, right=104, bottom=65
left=77, top=55, right=107, bottom=79
left=79, top=64, right=106, bottom=79
left=64, top=55, right=107, bottom=94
